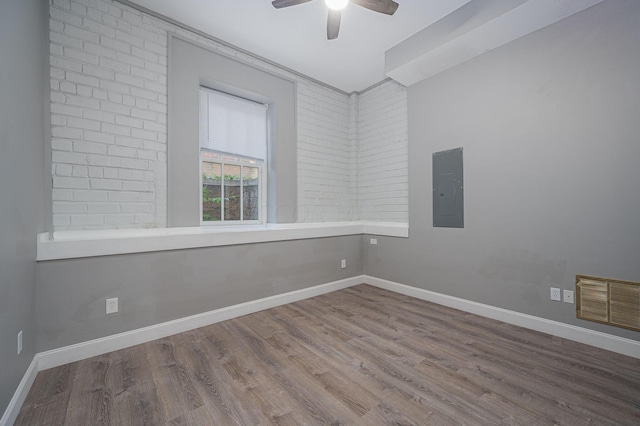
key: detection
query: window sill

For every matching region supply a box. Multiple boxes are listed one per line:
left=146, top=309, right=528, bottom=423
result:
left=37, top=221, right=409, bottom=261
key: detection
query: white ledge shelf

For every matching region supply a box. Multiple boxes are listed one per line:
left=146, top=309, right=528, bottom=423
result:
left=37, top=221, right=409, bottom=261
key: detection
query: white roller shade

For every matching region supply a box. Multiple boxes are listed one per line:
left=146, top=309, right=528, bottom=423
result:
left=199, top=87, right=267, bottom=161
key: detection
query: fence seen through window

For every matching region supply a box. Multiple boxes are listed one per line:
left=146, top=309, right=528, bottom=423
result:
left=201, top=150, right=260, bottom=222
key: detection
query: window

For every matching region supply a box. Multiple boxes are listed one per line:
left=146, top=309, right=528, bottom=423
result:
left=199, top=87, right=267, bottom=224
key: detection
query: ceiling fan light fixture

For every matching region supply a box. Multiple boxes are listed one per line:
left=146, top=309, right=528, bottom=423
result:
left=273, top=0, right=398, bottom=41
left=325, top=0, right=349, bottom=11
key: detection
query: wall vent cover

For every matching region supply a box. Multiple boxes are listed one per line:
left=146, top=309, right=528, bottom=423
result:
left=576, top=275, right=640, bottom=332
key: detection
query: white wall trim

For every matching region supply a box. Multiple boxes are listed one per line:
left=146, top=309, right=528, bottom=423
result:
left=365, top=276, right=640, bottom=359
left=37, top=275, right=366, bottom=370
left=0, top=355, right=39, bottom=426
left=362, top=221, right=408, bottom=238
left=37, top=221, right=409, bottom=261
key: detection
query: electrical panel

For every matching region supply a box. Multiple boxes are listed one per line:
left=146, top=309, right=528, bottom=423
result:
left=433, top=147, right=464, bottom=228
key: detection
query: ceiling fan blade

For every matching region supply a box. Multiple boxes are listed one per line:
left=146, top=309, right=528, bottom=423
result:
left=271, top=0, right=313, bottom=9
left=327, top=9, right=341, bottom=40
left=351, top=0, right=399, bottom=15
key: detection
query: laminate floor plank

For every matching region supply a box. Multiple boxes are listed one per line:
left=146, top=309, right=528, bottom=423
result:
left=268, top=320, right=394, bottom=397
left=193, top=332, right=265, bottom=426
left=347, top=336, right=505, bottom=425
left=460, top=335, right=640, bottom=418
left=198, top=325, right=284, bottom=425
left=222, top=317, right=357, bottom=425
left=13, top=363, right=75, bottom=426
left=63, top=353, right=114, bottom=426
left=274, top=361, right=362, bottom=424
left=146, top=338, right=204, bottom=421
left=15, top=284, right=640, bottom=425
left=172, top=339, right=245, bottom=425
left=233, top=314, right=375, bottom=424
left=108, top=345, right=165, bottom=426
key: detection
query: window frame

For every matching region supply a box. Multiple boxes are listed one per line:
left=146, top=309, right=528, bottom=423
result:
left=199, top=149, right=267, bottom=226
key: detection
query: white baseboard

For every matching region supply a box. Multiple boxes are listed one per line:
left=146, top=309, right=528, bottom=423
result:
left=37, top=275, right=366, bottom=370
left=364, top=276, right=640, bottom=359
left=0, top=355, right=39, bottom=426
left=40, top=274, right=634, bottom=369
left=5, top=274, right=639, bottom=424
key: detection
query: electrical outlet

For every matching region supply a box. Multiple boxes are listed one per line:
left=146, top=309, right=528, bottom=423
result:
left=106, top=297, right=118, bottom=314
left=17, top=331, right=22, bottom=355
left=563, top=290, right=574, bottom=304
left=370, top=238, right=377, bottom=245
left=550, top=287, right=561, bottom=301
left=341, top=259, right=347, bottom=269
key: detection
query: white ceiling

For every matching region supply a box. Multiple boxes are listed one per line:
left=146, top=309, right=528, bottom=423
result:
left=126, top=0, right=471, bottom=93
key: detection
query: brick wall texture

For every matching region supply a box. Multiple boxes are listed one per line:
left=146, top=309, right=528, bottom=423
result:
left=49, top=0, right=408, bottom=230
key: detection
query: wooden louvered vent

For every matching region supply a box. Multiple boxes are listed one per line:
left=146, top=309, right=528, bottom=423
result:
left=576, top=275, right=640, bottom=331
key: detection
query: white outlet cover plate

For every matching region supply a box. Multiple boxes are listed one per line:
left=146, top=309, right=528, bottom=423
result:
left=341, top=259, right=346, bottom=269
left=370, top=238, right=378, bottom=245
left=563, top=290, right=575, bottom=304
left=550, top=287, right=561, bottom=301
left=106, top=297, right=118, bottom=314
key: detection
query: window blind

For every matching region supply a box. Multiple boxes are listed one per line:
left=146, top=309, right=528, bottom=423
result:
left=199, top=87, right=267, bottom=161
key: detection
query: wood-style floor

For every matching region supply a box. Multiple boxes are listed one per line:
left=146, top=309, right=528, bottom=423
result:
left=16, top=284, right=640, bottom=425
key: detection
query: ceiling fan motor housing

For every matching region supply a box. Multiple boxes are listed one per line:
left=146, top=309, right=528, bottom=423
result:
left=272, top=0, right=399, bottom=40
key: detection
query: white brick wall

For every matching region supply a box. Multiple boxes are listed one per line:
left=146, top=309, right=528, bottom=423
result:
left=50, top=0, right=167, bottom=229
left=348, top=93, right=359, bottom=220
left=49, top=0, right=408, bottom=230
left=296, top=80, right=355, bottom=222
left=357, top=80, right=409, bottom=222
left=296, top=79, right=409, bottom=223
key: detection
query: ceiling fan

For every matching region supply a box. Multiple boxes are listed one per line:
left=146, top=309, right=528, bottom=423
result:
left=272, top=0, right=399, bottom=40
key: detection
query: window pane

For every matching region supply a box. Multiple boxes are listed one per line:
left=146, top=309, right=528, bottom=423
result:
left=243, top=166, right=259, bottom=221
left=223, top=164, right=241, bottom=221
left=202, top=160, right=222, bottom=222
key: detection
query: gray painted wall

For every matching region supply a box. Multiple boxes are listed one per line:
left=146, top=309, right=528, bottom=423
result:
left=365, top=0, right=640, bottom=341
left=0, top=0, right=45, bottom=413
left=36, top=236, right=362, bottom=351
